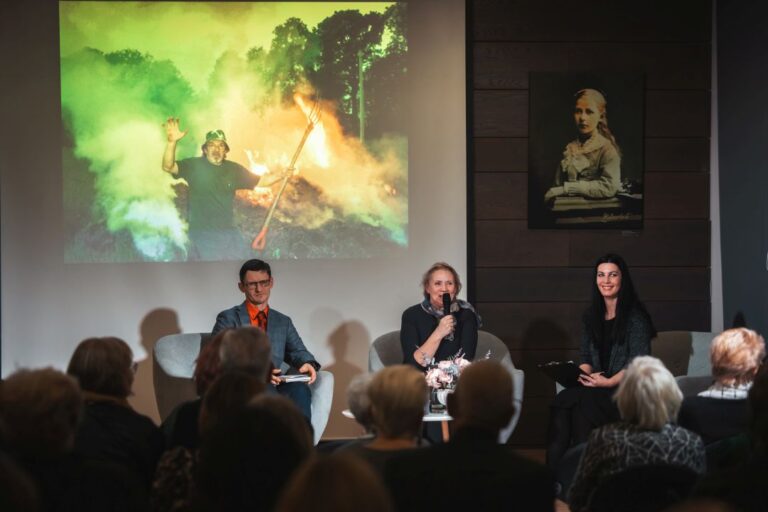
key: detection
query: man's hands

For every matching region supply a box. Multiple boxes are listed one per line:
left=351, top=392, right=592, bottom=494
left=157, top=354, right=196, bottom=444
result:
left=270, top=363, right=317, bottom=386
left=164, top=117, right=187, bottom=143
left=298, top=363, right=317, bottom=384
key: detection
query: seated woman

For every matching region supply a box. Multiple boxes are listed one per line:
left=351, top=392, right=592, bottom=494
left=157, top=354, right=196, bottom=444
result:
left=568, top=356, right=706, bottom=512
left=67, top=337, right=165, bottom=488
left=546, top=253, right=655, bottom=470
left=400, top=262, right=480, bottom=368
left=343, top=365, right=428, bottom=474
left=544, top=88, right=622, bottom=204
left=678, top=327, right=765, bottom=445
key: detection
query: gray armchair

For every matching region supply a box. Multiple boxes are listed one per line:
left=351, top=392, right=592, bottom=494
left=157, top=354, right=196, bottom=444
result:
left=153, top=332, right=334, bottom=444
left=368, top=329, right=524, bottom=442
left=652, top=330, right=716, bottom=397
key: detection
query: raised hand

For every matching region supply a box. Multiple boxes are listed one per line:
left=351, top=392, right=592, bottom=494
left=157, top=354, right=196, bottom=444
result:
left=164, top=117, right=187, bottom=143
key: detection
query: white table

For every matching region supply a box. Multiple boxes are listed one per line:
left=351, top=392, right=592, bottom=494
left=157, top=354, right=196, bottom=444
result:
left=342, top=409, right=453, bottom=440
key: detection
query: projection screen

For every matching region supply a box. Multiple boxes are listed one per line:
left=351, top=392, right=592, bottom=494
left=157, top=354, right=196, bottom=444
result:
left=1, top=0, right=466, bottom=436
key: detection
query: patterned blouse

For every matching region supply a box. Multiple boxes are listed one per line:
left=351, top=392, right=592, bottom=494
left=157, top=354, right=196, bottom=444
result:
left=568, top=422, right=706, bottom=512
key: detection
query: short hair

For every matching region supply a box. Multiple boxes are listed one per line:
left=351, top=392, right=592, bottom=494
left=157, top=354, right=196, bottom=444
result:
left=196, top=396, right=312, bottom=511
left=275, top=453, right=394, bottom=512
left=421, top=262, right=462, bottom=298
left=194, top=332, right=226, bottom=396
left=66, top=336, right=134, bottom=398
left=199, top=370, right=266, bottom=436
left=710, top=328, right=766, bottom=387
left=367, top=365, right=427, bottom=439
left=0, top=368, right=83, bottom=456
left=346, top=373, right=374, bottom=432
left=449, top=360, right=513, bottom=432
left=615, top=356, right=682, bottom=430
left=239, top=259, right=272, bottom=282
left=219, top=327, right=272, bottom=382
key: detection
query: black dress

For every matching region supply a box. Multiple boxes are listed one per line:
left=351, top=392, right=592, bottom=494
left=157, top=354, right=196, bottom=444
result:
left=399, top=304, right=478, bottom=367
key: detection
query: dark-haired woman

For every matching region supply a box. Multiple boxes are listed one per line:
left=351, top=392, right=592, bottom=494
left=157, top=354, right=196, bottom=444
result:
left=546, top=254, right=655, bottom=472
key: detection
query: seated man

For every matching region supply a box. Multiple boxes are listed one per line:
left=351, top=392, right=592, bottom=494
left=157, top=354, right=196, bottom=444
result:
left=213, top=259, right=320, bottom=419
left=384, top=360, right=556, bottom=512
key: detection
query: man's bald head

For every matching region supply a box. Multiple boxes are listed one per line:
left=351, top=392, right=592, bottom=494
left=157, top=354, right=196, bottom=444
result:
left=448, top=360, right=514, bottom=433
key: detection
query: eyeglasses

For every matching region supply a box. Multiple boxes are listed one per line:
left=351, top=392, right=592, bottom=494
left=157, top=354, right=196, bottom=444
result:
left=244, top=279, right=272, bottom=290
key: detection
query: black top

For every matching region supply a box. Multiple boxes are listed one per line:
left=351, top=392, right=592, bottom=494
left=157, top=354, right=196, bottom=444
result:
left=580, top=307, right=653, bottom=378
left=161, top=398, right=202, bottom=451
left=400, top=304, right=478, bottom=367
left=177, top=157, right=259, bottom=233
left=599, top=318, right=615, bottom=371
left=72, top=400, right=165, bottom=487
left=677, top=396, right=749, bottom=445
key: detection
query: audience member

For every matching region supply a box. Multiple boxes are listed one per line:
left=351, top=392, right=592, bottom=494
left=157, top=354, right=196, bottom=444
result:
left=692, top=365, right=768, bottom=511
left=67, top=336, right=164, bottom=487
left=547, top=253, right=655, bottom=470
left=384, top=360, right=555, bottom=512
left=192, top=394, right=312, bottom=512
left=678, top=327, right=765, bottom=445
left=162, top=326, right=271, bottom=449
left=346, top=372, right=374, bottom=435
left=276, top=453, right=394, bottom=512
left=151, top=370, right=266, bottom=512
left=568, top=356, right=705, bottom=512
left=0, top=450, right=39, bottom=512
left=344, top=365, right=426, bottom=474
left=0, top=368, right=144, bottom=511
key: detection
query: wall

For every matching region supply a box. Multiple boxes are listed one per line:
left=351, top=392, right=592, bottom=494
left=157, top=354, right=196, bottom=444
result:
left=469, top=0, right=712, bottom=446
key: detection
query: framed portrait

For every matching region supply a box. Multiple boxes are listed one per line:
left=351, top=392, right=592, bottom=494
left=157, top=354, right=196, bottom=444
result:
left=527, top=72, right=645, bottom=229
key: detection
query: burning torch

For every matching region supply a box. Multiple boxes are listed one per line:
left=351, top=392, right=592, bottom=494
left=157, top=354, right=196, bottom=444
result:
left=252, top=100, right=321, bottom=251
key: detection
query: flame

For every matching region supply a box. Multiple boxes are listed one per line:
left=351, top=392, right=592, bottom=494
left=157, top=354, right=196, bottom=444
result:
left=294, top=94, right=330, bottom=169
left=236, top=187, right=274, bottom=209
left=244, top=149, right=269, bottom=176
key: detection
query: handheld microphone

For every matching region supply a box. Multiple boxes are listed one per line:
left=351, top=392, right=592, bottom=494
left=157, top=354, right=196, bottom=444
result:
left=442, top=293, right=452, bottom=316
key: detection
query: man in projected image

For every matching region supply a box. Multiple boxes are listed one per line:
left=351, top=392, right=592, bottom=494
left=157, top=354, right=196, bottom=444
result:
left=212, top=258, right=320, bottom=420
left=161, top=118, right=259, bottom=260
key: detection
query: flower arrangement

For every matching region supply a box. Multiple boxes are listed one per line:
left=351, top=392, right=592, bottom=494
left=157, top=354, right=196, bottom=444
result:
left=423, top=350, right=490, bottom=390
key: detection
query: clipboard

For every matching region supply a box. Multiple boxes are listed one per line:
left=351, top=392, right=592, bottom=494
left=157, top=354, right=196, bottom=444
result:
left=537, top=361, right=589, bottom=389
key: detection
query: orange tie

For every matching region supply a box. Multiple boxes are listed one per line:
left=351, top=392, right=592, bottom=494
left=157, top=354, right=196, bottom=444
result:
left=256, top=310, right=268, bottom=331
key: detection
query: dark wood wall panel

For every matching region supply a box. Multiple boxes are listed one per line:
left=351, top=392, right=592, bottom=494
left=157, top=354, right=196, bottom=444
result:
left=469, top=0, right=712, bottom=446
left=474, top=43, right=710, bottom=90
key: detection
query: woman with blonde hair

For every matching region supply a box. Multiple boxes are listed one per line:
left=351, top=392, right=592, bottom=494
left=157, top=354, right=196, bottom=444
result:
left=679, top=327, right=766, bottom=445
left=568, top=356, right=705, bottom=512
left=545, top=88, right=622, bottom=203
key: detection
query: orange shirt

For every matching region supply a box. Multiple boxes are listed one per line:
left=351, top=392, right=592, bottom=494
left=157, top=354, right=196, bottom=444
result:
left=245, top=302, right=269, bottom=332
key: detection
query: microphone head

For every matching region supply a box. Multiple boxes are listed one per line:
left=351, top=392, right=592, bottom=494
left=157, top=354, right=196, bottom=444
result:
left=442, top=293, right=451, bottom=314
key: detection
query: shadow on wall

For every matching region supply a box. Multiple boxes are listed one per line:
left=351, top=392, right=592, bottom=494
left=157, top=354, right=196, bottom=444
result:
left=128, top=308, right=181, bottom=425
left=323, top=320, right=371, bottom=439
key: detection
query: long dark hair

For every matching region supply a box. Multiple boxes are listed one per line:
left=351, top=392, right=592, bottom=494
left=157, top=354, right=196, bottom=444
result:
left=584, top=253, right=655, bottom=346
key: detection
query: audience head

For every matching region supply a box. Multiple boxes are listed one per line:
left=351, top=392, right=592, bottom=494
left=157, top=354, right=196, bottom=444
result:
left=710, top=327, right=765, bottom=387
left=615, top=356, right=682, bottom=430
left=275, top=453, right=394, bottom=512
left=194, top=331, right=226, bottom=396
left=195, top=395, right=312, bottom=512
left=448, top=359, right=514, bottom=434
left=66, top=336, right=134, bottom=398
left=198, top=370, right=267, bottom=436
left=219, top=327, right=272, bottom=382
left=367, top=365, right=427, bottom=440
left=346, top=373, right=374, bottom=433
left=0, top=368, right=82, bottom=458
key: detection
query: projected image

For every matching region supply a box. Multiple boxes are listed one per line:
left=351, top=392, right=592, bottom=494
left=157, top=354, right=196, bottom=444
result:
left=60, top=2, right=408, bottom=262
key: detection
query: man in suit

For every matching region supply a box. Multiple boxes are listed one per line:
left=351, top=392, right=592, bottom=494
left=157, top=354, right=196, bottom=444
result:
left=384, top=360, right=556, bottom=512
left=212, top=259, right=319, bottom=419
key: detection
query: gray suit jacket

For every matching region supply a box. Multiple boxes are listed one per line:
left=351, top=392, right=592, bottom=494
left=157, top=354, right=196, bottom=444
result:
left=212, top=303, right=318, bottom=370
left=580, top=307, right=653, bottom=377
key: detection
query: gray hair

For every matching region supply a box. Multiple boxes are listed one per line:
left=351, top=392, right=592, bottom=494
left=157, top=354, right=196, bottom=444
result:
left=615, top=356, right=682, bottom=430
left=219, top=327, right=272, bottom=382
left=346, top=373, right=374, bottom=432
